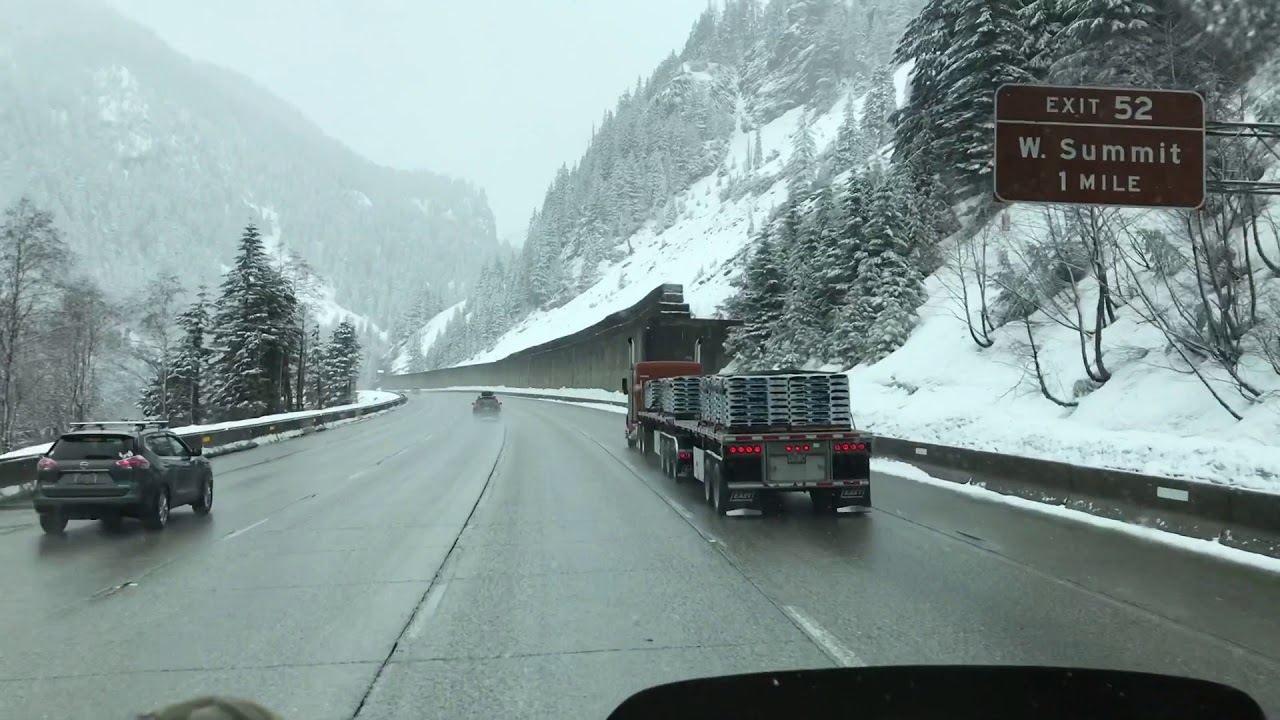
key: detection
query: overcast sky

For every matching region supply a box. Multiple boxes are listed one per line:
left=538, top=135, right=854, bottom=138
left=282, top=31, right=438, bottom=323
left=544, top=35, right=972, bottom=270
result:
left=107, top=0, right=707, bottom=241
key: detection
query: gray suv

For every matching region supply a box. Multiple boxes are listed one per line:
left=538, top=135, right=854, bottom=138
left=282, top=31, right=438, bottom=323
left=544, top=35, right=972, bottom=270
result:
left=32, top=421, right=214, bottom=534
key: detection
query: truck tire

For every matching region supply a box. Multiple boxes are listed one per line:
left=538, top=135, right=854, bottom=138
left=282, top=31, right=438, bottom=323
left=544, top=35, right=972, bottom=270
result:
left=703, top=458, right=715, bottom=505
left=712, top=464, right=729, bottom=516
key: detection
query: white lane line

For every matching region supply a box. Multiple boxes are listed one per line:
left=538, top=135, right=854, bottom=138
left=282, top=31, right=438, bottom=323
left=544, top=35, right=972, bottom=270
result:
left=222, top=517, right=270, bottom=541
left=406, top=580, right=450, bottom=639
left=348, top=468, right=371, bottom=480
left=781, top=605, right=865, bottom=667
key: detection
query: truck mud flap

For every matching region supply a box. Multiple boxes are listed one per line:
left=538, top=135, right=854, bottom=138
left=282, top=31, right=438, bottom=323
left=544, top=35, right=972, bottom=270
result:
left=835, top=483, right=872, bottom=512
left=725, top=488, right=763, bottom=517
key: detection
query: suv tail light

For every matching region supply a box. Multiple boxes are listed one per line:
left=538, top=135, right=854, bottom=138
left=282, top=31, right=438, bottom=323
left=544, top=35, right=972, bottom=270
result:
left=36, top=457, right=57, bottom=471
left=117, top=456, right=150, bottom=469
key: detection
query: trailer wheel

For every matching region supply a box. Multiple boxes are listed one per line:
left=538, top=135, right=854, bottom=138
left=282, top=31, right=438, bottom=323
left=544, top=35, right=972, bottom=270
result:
left=703, top=458, right=715, bottom=505
left=712, top=464, right=729, bottom=516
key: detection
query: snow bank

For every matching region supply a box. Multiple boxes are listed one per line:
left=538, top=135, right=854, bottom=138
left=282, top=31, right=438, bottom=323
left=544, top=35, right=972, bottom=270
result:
left=876, top=460, right=1280, bottom=575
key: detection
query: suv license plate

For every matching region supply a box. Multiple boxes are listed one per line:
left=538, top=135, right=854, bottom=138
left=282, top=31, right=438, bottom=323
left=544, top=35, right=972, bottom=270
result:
left=75, top=473, right=107, bottom=484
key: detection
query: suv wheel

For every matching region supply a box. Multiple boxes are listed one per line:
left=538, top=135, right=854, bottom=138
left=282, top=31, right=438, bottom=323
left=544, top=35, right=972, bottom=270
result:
left=142, top=487, right=170, bottom=531
left=39, top=512, right=67, bottom=535
left=192, top=476, right=213, bottom=516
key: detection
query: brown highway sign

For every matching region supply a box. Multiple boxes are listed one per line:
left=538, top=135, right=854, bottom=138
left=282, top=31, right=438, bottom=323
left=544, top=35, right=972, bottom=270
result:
left=994, top=84, right=1206, bottom=209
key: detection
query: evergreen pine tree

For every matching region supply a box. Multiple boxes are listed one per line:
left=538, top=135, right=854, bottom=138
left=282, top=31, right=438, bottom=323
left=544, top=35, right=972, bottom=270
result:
left=833, top=93, right=862, bottom=168
left=305, top=325, right=325, bottom=408
left=723, top=227, right=788, bottom=370
left=934, top=0, right=1035, bottom=197
left=890, top=0, right=962, bottom=178
left=321, top=320, right=362, bottom=407
left=860, top=63, right=895, bottom=155
left=843, top=176, right=925, bottom=363
left=1049, top=0, right=1162, bottom=84
left=169, top=286, right=213, bottom=425
left=775, top=191, right=830, bottom=365
left=786, top=114, right=817, bottom=194
left=209, top=223, right=279, bottom=420
left=753, top=129, right=764, bottom=169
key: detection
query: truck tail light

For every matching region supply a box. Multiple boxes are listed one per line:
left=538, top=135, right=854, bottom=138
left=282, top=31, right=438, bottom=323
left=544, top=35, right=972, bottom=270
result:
left=679, top=451, right=691, bottom=461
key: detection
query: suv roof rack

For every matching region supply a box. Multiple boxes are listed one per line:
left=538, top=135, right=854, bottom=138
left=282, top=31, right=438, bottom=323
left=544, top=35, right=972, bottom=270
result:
left=68, top=420, right=168, bottom=432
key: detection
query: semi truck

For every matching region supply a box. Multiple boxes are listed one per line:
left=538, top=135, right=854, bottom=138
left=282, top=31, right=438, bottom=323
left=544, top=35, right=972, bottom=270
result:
left=623, top=338, right=873, bottom=517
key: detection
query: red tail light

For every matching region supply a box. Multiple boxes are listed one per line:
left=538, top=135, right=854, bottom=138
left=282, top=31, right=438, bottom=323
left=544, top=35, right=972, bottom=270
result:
left=729, top=445, right=762, bottom=454
left=835, top=443, right=868, bottom=452
left=679, top=451, right=691, bottom=461
left=37, top=457, right=57, bottom=471
left=116, top=456, right=150, bottom=469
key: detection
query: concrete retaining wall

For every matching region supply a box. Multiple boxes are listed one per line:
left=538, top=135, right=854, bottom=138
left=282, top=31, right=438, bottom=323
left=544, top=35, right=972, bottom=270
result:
left=385, top=284, right=740, bottom=393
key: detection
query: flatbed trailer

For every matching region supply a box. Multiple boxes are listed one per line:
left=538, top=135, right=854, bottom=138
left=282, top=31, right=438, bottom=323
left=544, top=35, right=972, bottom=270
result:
left=635, top=409, right=873, bottom=516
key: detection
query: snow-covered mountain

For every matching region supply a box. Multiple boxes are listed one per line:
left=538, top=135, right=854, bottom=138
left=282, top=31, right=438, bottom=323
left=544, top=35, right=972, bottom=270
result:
left=0, top=0, right=496, bottom=327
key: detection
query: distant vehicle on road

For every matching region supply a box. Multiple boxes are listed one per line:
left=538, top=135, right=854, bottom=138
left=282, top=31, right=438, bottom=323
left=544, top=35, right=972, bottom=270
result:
left=32, top=420, right=214, bottom=534
left=472, top=391, right=501, bottom=414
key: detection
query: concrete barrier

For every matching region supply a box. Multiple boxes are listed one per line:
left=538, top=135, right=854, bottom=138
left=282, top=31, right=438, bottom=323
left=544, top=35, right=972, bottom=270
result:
left=0, top=393, right=408, bottom=498
left=416, top=387, right=1280, bottom=560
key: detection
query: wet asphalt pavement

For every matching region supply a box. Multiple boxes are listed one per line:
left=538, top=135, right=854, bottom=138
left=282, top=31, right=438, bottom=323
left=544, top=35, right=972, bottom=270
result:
left=0, top=393, right=1277, bottom=719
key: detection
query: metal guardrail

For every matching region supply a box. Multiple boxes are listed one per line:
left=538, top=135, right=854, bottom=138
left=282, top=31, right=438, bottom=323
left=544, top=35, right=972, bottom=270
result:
left=414, top=387, right=1280, bottom=560
left=0, top=393, right=409, bottom=494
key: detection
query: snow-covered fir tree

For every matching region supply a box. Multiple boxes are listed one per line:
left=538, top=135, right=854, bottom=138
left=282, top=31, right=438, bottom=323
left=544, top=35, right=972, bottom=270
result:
left=722, top=227, right=787, bottom=370
left=320, top=320, right=362, bottom=407
left=208, top=223, right=299, bottom=420
left=786, top=114, right=818, bottom=194
left=168, top=286, right=213, bottom=425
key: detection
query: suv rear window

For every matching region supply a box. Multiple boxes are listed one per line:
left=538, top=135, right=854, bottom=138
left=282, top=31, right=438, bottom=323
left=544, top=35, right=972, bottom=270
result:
left=479, top=391, right=495, bottom=398
left=49, top=434, right=137, bottom=460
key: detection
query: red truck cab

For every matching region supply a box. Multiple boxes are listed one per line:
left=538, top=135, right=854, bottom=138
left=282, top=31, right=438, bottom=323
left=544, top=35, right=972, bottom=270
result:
left=624, top=360, right=703, bottom=446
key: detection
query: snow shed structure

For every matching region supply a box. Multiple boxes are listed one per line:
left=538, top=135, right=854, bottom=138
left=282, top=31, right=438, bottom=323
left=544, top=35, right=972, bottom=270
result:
left=385, top=284, right=740, bottom=392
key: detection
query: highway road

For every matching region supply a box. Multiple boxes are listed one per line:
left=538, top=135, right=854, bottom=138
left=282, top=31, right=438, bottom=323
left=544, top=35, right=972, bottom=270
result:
left=0, top=392, right=1277, bottom=719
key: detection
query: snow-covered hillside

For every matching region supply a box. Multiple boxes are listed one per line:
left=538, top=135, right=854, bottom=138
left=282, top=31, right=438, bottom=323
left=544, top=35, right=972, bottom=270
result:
left=389, top=300, right=465, bottom=374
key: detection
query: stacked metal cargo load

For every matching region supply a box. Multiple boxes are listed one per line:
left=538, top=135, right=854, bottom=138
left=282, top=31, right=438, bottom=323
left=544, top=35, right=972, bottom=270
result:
left=659, top=375, right=702, bottom=418
left=698, top=372, right=851, bottom=430
left=643, top=378, right=663, bottom=411
left=786, top=372, right=852, bottom=427
left=699, top=374, right=790, bottom=428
